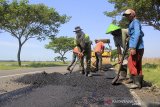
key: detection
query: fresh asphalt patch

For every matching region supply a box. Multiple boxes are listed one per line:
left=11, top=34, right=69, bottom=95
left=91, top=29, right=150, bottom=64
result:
left=0, top=69, right=141, bottom=107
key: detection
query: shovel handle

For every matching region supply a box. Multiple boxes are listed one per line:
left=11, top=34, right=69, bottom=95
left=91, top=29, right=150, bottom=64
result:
left=111, top=42, right=128, bottom=85
left=70, top=59, right=79, bottom=73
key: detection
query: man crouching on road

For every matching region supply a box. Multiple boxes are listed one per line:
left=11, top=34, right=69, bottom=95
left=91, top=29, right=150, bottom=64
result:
left=73, top=26, right=92, bottom=76
left=67, top=46, right=81, bottom=71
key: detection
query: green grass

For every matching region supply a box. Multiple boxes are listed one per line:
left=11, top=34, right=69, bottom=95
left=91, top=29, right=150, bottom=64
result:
left=0, top=62, right=28, bottom=70
left=0, top=61, right=68, bottom=70
left=27, top=61, right=68, bottom=67
left=143, top=63, right=160, bottom=87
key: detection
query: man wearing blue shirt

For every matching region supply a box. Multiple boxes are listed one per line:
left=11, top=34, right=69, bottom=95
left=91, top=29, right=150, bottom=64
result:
left=123, top=9, right=144, bottom=89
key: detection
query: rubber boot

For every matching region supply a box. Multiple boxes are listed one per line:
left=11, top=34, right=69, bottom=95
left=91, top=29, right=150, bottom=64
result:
left=134, top=75, right=143, bottom=89
left=85, top=69, right=90, bottom=77
left=119, top=71, right=127, bottom=80
left=86, top=59, right=91, bottom=77
left=119, top=65, right=127, bottom=81
left=79, top=67, right=84, bottom=74
left=130, top=75, right=143, bottom=89
left=125, top=74, right=133, bottom=84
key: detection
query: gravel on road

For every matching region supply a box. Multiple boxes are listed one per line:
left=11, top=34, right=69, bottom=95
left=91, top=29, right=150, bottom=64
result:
left=0, top=70, right=139, bottom=107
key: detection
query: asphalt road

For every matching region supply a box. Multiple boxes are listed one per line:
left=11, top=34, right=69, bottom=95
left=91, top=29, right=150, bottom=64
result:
left=0, top=66, right=70, bottom=78
left=0, top=66, right=142, bottom=107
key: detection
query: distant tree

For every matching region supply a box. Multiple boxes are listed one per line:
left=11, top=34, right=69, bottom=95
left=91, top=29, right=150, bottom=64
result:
left=45, top=36, right=75, bottom=64
left=105, top=0, right=160, bottom=30
left=54, top=56, right=67, bottom=62
left=111, top=49, right=117, bottom=62
left=0, top=0, right=70, bottom=66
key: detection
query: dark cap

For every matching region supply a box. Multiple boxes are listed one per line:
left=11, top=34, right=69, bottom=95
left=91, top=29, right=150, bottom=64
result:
left=73, top=26, right=83, bottom=32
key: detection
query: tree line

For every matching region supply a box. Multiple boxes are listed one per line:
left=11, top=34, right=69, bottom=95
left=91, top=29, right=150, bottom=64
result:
left=0, top=0, right=159, bottom=66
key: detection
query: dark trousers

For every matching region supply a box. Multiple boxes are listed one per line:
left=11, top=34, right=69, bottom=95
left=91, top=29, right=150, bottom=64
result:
left=95, top=52, right=102, bottom=71
left=79, top=45, right=91, bottom=73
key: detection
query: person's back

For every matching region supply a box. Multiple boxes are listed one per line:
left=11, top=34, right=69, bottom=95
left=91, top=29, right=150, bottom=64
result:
left=94, top=40, right=104, bottom=71
left=128, top=19, right=144, bottom=50
left=75, top=33, right=91, bottom=54
left=94, top=41, right=104, bottom=53
left=73, top=46, right=80, bottom=54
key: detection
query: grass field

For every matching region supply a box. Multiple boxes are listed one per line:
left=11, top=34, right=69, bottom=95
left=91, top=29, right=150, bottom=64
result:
left=0, top=61, right=68, bottom=70
left=142, top=58, right=160, bottom=87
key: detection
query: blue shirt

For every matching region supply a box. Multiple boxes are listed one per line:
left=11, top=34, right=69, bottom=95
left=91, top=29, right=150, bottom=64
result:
left=128, top=19, right=144, bottom=49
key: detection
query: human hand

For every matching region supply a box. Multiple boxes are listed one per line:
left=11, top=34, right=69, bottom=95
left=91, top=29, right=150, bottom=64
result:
left=130, top=48, right=136, bottom=55
left=78, top=52, right=83, bottom=58
left=118, top=54, right=122, bottom=64
left=125, top=37, right=130, bottom=42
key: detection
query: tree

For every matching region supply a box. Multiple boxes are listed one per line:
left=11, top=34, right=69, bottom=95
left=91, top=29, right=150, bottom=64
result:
left=54, top=56, right=67, bottom=62
left=45, top=36, right=75, bottom=64
left=111, top=49, right=117, bottom=62
left=0, top=0, right=70, bottom=66
left=105, top=0, right=160, bottom=30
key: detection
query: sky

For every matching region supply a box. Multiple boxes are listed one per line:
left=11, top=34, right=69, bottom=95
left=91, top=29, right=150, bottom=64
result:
left=0, top=0, right=160, bottom=61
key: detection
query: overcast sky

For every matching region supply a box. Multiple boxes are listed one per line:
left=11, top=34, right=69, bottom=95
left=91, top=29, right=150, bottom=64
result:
left=0, top=0, right=160, bottom=61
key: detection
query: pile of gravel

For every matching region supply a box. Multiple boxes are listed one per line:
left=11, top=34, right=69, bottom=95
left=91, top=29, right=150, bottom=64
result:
left=14, top=71, right=67, bottom=86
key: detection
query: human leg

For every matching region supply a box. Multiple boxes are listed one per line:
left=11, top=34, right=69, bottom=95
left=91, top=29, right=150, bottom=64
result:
left=128, top=49, right=144, bottom=89
left=85, top=46, right=91, bottom=76
left=79, top=56, right=85, bottom=74
left=95, top=52, right=99, bottom=71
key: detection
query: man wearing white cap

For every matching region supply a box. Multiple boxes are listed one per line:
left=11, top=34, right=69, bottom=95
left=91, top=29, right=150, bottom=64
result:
left=123, top=9, right=144, bottom=89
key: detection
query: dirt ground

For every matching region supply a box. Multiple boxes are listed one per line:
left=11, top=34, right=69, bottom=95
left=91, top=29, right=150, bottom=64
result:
left=133, top=85, right=160, bottom=106
left=0, top=77, right=29, bottom=95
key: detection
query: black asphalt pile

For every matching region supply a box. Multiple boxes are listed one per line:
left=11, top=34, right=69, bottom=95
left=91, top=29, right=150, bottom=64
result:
left=102, top=64, right=115, bottom=71
left=10, top=70, right=137, bottom=107
left=14, top=71, right=67, bottom=86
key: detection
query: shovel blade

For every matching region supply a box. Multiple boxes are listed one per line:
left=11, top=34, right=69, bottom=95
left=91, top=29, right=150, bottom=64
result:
left=111, top=75, right=119, bottom=85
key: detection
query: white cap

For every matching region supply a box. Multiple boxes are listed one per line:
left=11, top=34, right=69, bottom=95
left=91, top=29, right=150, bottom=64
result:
left=123, top=9, right=136, bottom=17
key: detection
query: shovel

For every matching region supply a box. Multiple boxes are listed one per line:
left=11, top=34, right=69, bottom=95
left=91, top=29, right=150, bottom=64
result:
left=64, top=59, right=79, bottom=75
left=69, top=59, right=79, bottom=73
left=111, top=42, right=128, bottom=85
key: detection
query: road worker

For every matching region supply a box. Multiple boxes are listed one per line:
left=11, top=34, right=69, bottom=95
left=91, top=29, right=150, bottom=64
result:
left=106, top=24, right=130, bottom=81
left=73, top=26, right=92, bottom=76
left=67, top=46, right=81, bottom=71
left=94, top=39, right=105, bottom=72
left=123, top=9, right=144, bottom=89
